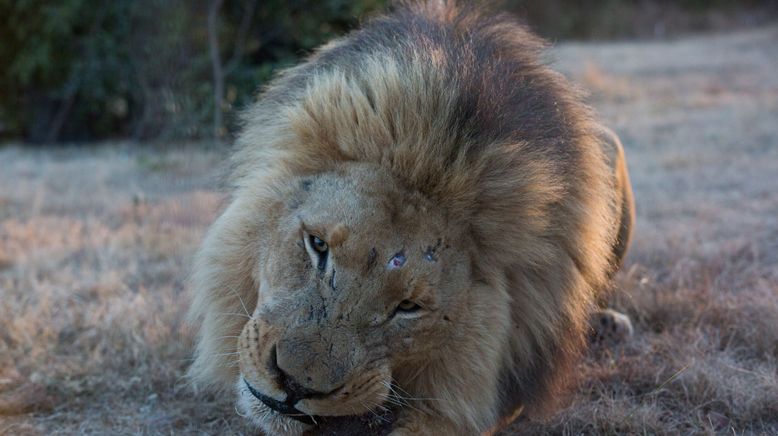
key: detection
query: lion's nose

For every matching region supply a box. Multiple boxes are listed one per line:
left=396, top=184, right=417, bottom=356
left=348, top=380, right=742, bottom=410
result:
left=268, top=344, right=342, bottom=401
left=273, top=328, right=360, bottom=398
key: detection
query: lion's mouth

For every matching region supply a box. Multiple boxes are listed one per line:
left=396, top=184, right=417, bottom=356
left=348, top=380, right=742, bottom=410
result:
left=243, top=379, right=318, bottom=425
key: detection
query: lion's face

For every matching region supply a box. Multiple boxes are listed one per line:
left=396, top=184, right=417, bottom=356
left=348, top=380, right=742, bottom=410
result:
left=236, top=164, right=470, bottom=432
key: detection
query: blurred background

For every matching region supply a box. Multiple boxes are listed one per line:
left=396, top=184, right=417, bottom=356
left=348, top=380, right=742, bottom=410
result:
left=2, top=0, right=776, bottom=144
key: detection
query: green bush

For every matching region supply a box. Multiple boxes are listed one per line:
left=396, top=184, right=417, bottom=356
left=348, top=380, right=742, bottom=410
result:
left=1, top=0, right=135, bottom=141
left=0, top=0, right=386, bottom=142
left=0, top=0, right=772, bottom=142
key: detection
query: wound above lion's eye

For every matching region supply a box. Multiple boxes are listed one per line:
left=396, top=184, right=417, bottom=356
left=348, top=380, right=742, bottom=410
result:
left=423, top=246, right=437, bottom=262
left=387, top=251, right=406, bottom=270
left=423, top=238, right=443, bottom=262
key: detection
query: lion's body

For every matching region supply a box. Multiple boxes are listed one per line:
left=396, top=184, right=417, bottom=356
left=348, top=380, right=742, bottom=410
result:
left=189, top=2, right=634, bottom=434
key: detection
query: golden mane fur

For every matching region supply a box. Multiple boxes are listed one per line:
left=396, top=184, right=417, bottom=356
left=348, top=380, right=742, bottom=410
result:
left=188, top=1, right=633, bottom=434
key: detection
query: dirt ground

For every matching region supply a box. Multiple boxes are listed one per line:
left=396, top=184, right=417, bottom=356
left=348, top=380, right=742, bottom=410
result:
left=2, top=26, right=777, bottom=435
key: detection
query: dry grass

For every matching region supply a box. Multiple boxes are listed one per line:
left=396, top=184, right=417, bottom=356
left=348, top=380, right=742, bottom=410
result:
left=2, top=26, right=778, bottom=435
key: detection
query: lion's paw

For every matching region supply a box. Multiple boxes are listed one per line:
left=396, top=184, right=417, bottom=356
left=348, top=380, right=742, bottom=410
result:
left=590, top=309, right=633, bottom=345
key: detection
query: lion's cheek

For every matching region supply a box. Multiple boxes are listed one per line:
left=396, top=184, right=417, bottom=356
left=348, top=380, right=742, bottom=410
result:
left=390, top=315, right=454, bottom=356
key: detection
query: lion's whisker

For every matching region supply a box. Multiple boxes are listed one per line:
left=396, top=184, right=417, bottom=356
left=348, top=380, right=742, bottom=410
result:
left=214, top=311, right=253, bottom=319
left=213, top=351, right=241, bottom=358
left=360, top=399, right=391, bottom=424
left=385, top=380, right=446, bottom=402
left=226, top=284, right=254, bottom=319
left=381, top=381, right=447, bottom=419
left=383, top=395, right=405, bottom=407
left=213, top=335, right=242, bottom=340
left=382, top=384, right=428, bottom=416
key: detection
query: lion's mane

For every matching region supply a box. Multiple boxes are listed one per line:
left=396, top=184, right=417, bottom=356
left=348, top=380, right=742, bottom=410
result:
left=189, top=1, right=628, bottom=428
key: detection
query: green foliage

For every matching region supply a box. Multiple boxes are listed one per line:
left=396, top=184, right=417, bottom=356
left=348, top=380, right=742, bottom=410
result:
left=220, top=0, right=387, bottom=130
left=0, top=0, right=385, bottom=142
left=0, top=0, right=771, bottom=142
left=0, top=0, right=136, bottom=140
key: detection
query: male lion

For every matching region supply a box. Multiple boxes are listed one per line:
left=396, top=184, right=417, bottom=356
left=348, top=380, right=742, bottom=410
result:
left=188, top=2, right=635, bottom=435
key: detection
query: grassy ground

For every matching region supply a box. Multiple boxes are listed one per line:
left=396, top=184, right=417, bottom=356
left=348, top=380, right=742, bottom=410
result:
left=2, top=26, right=778, bottom=435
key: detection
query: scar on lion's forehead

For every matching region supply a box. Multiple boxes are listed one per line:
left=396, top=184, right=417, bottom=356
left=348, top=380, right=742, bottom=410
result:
left=387, top=250, right=406, bottom=270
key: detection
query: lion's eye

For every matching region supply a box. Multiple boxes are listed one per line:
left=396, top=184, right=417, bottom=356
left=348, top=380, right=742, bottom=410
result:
left=310, top=235, right=328, bottom=253
left=308, top=235, right=329, bottom=271
left=396, top=299, right=421, bottom=313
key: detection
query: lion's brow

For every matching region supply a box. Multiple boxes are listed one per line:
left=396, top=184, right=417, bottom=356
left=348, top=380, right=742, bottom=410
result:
left=328, top=223, right=349, bottom=247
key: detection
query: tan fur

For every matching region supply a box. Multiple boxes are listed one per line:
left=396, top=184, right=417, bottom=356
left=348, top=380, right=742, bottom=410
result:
left=188, top=2, right=634, bottom=434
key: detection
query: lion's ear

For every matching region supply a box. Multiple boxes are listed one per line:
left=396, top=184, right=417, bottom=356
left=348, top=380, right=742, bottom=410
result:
left=594, top=125, right=635, bottom=275
left=187, top=200, right=259, bottom=389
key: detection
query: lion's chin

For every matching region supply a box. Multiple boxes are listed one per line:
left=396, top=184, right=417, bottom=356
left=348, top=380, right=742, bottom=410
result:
left=235, top=379, right=311, bottom=436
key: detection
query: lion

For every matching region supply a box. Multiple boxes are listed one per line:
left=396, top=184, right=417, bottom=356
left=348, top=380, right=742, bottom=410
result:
left=188, top=2, right=635, bottom=435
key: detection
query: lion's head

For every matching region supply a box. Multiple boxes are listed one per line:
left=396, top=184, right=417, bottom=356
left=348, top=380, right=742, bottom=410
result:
left=192, top=158, right=516, bottom=434
left=235, top=165, right=481, bottom=433
left=189, top=2, right=626, bottom=435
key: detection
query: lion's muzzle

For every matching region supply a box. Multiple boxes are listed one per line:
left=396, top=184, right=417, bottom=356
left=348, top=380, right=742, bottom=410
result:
left=274, top=325, right=364, bottom=395
left=243, top=378, right=318, bottom=425
left=239, top=313, right=391, bottom=418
